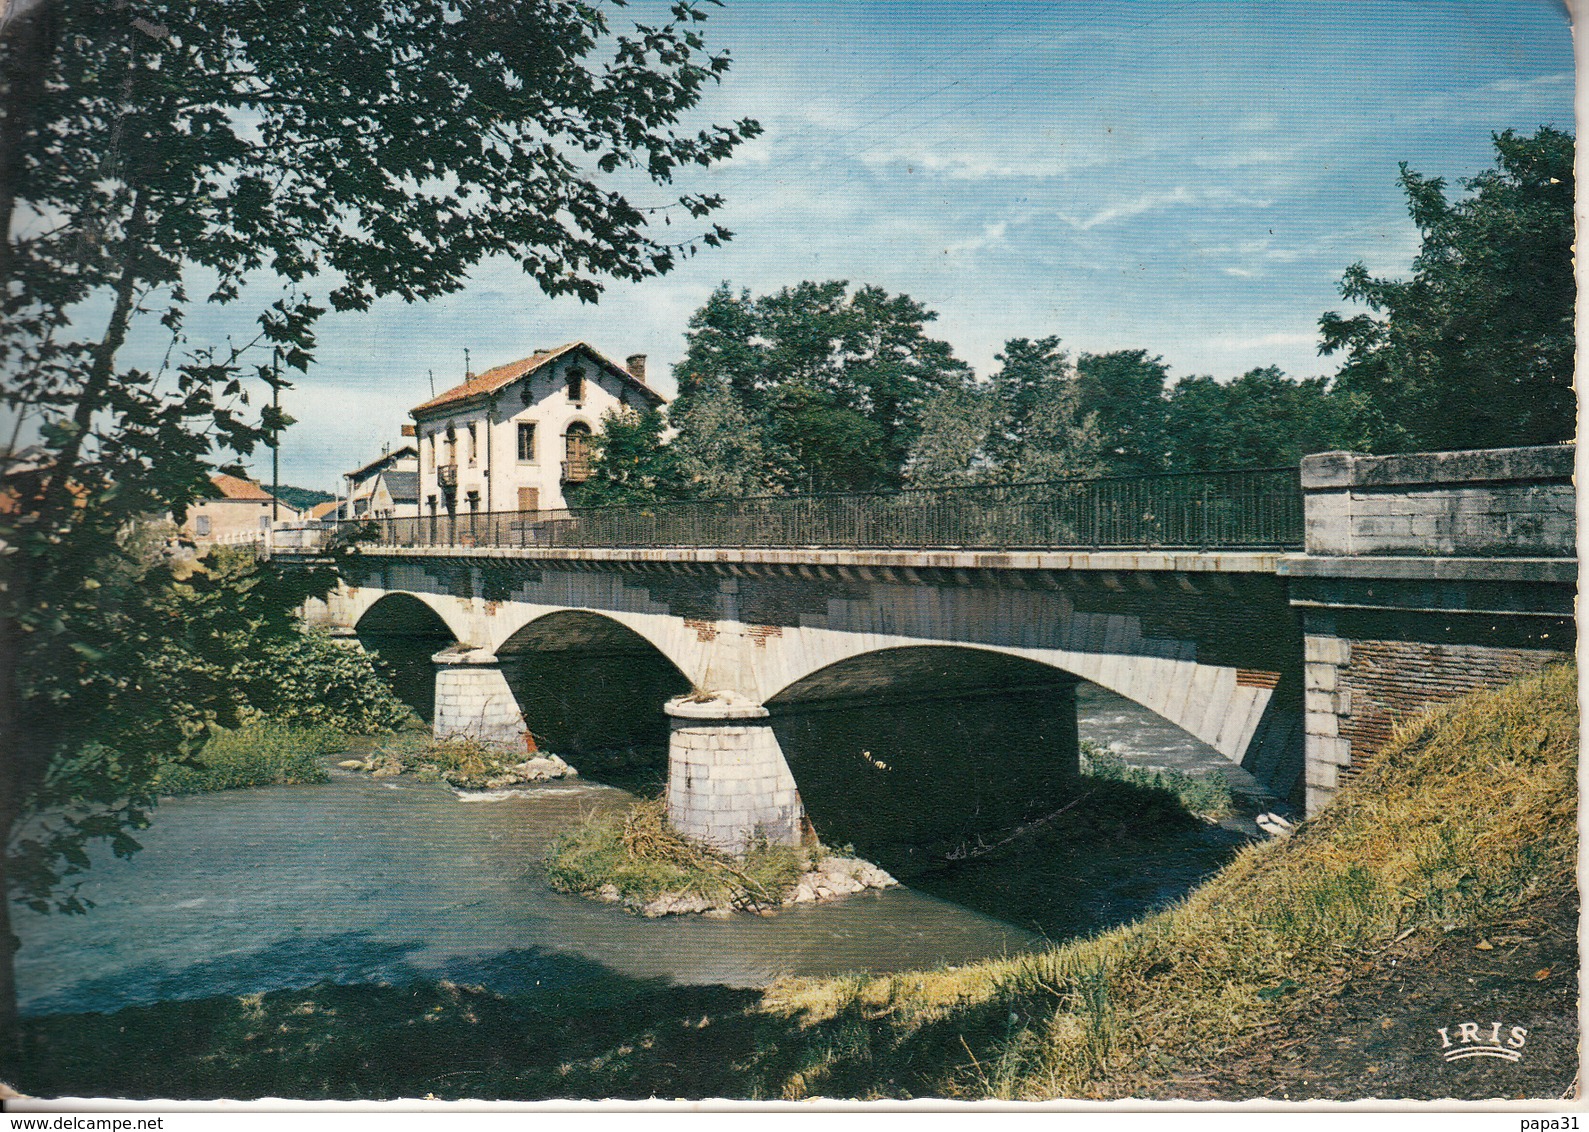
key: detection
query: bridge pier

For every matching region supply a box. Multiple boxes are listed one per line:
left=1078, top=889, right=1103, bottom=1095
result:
left=664, top=694, right=805, bottom=853
left=432, top=646, right=529, bottom=748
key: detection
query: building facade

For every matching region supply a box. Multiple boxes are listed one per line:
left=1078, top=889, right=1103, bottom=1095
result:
left=409, top=342, right=664, bottom=517
left=183, top=474, right=300, bottom=547
left=341, top=445, right=419, bottom=519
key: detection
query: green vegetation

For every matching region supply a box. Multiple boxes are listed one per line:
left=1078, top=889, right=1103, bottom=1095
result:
left=154, top=724, right=345, bottom=796
left=753, top=663, right=1576, bottom=1099
left=1078, top=742, right=1234, bottom=820
left=9, top=666, right=1575, bottom=1100
left=351, top=732, right=571, bottom=791
left=545, top=799, right=807, bottom=911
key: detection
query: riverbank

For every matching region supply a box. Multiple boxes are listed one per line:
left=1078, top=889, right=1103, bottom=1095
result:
left=7, top=665, right=1572, bottom=1101
left=154, top=723, right=348, bottom=794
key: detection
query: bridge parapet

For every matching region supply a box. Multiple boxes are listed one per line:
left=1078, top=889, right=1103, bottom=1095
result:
left=1301, top=444, right=1574, bottom=558
left=1287, top=444, right=1575, bottom=814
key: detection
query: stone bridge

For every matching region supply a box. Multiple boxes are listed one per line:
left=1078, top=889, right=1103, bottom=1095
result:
left=290, top=445, right=1574, bottom=852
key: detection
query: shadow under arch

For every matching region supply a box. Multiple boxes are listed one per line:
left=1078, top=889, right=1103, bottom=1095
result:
left=355, top=593, right=460, bottom=723
left=764, top=644, right=1083, bottom=865
left=496, top=610, right=692, bottom=792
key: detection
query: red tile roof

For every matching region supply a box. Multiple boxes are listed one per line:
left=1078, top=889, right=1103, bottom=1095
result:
left=309, top=500, right=341, bottom=520
left=409, top=341, right=663, bottom=417
left=210, top=473, right=276, bottom=501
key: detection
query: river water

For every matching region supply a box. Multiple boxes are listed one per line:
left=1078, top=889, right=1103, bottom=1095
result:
left=16, top=685, right=1268, bottom=1019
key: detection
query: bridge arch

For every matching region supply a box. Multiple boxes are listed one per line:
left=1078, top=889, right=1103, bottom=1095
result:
left=762, top=644, right=1083, bottom=860
left=354, top=592, right=461, bottom=722
left=496, top=609, right=693, bottom=788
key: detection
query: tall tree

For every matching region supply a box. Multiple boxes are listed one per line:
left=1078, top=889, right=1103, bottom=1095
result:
left=1319, top=127, right=1575, bottom=452
left=985, top=337, right=1101, bottom=482
left=1075, top=349, right=1171, bottom=475
left=568, top=406, right=678, bottom=508
left=670, top=280, right=973, bottom=491
left=667, top=374, right=775, bottom=498
left=0, top=0, right=757, bottom=1043
left=1163, top=367, right=1357, bottom=471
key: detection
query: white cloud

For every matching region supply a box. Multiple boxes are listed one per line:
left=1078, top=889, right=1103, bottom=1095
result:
left=1059, top=187, right=1272, bottom=231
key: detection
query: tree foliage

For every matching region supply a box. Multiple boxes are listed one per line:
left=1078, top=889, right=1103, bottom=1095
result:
left=1319, top=127, right=1575, bottom=452
left=671, top=281, right=974, bottom=492
left=1074, top=349, right=1171, bottom=475
left=0, top=0, right=757, bottom=1042
left=907, top=336, right=1101, bottom=485
left=1162, top=367, right=1359, bottom=471
left=568, top=406, right=679, bottom=508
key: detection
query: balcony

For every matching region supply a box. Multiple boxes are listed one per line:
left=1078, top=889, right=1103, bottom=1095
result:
left=437, top=462, right=458, bottom=490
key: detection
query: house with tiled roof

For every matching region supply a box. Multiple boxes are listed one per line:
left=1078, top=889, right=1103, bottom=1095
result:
left=182, top=473, right=300, bottom=546
left=410, top=342, right=664, bottom=516
left=341, top=444, right=419, bottom=519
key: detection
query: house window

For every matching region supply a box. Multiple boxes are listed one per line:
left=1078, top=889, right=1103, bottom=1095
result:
left=195, top=514, right=211, bottom=536
left=259, top=514, right=270, bottom=531
left=465, top=490, right=479, bottom=513
left=445, top=425, right=457, bottom=465
left=517, top=422, right=536, bottom=462
left=518, top=487, right=540, bottom=512
left=566, top=367, right=585, bottom=403
left=467, top=422, right=478, bottom=466
left=423, top=434, right=432, bottom=471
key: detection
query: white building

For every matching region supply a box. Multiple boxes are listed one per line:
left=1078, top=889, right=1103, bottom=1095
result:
left=409, top=341, right=664, bottom=516
left=342, top=444, right=420, bottom=519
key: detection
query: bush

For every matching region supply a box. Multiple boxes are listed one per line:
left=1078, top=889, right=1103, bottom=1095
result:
left=1079, top=742, right=1233, bottom=819
left=156, top=723, right=346, bottom=794
left=234, top=627, right=416, bottom=734
left=546, top=799, right=807, bottom=910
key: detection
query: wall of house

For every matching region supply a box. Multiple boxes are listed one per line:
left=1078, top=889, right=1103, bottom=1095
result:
left=415, top=353, right=649, bottom=516
left=184, top=498, right=287, bottom=545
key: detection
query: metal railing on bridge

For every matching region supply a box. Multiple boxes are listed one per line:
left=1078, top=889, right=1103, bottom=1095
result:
left=329, top=466, right=1304, bottom=553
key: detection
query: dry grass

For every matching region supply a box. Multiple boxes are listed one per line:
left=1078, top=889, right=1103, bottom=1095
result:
left=545, top=799, right=808, bottom=911
left=754, top=663, right=1578, bottom=1099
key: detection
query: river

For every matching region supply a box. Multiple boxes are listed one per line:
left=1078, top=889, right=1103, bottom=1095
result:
left=16, top=684, right=1271, bottom=1019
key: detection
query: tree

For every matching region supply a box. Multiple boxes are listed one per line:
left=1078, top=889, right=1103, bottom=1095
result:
left=1163, top=367, right=1357, bottom=471
left=0, top=0, right=758, bottom=1043
left=1075, top=349, right=1171, bottom=475
left=568, top=406, right=678, bottom=508
left=904, top=384, right=994, bottom=486
left=671, top=281, right=974, bottom=491
left=985, top=337, right=1101, bottom=482
left=1319, top=127, right=1575, bottom=452
left=906, top=336, right=1101, bottom=486
left=666, top=374, right=775, bottom=498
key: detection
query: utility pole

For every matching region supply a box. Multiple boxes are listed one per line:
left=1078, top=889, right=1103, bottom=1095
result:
left=271, top=347, right=281, bottom=523
left=464, top=347, right=471, bottom=378
left=428, top=368, right=436, bottom=398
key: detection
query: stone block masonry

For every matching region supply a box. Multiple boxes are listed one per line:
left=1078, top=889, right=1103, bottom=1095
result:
left=665, top=695, right=804, bottom=853
left=432, top=647, right=530, bottom=747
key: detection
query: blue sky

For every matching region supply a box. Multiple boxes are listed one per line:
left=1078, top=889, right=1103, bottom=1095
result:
left=252, top=0, right=1573, bottom=494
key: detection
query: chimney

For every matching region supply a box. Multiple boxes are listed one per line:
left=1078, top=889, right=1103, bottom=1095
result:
left=625, top=353, right=648, bottom=383
left=401, top=424, right=416, bottom=438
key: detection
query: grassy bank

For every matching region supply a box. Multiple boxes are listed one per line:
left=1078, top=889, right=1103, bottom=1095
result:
left=545, top=799, right=808, bottom=912
left=754, top=661, right=1577, bottom=1099
left=154, top=723, right=346, bottom=795
left=10, top=665, right=1576, bottom=1101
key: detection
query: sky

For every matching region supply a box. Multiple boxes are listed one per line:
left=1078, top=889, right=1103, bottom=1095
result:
left=221, top=0, right=1574, bottom=494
